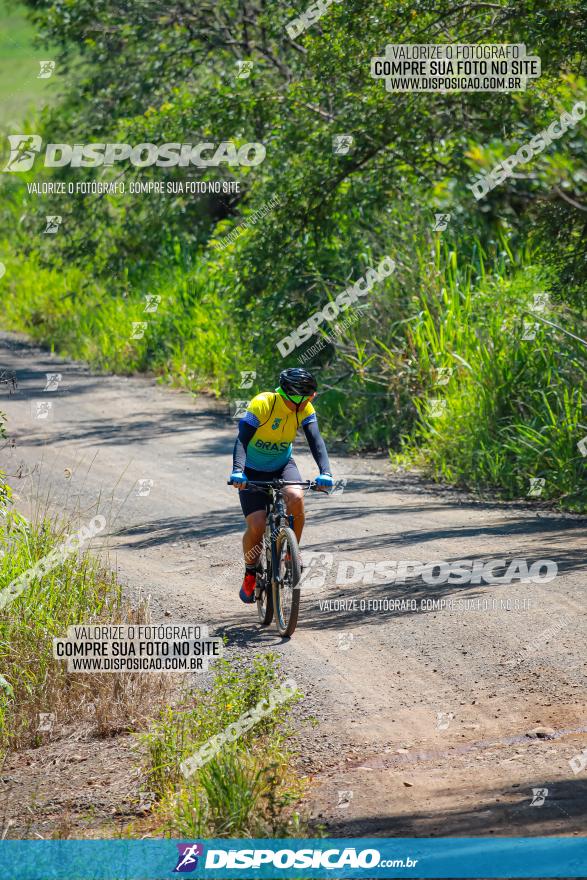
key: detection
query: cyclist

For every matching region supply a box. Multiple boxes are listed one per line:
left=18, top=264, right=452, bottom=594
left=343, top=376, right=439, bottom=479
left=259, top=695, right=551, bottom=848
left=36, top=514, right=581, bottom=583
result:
left=229, top=367, right=334, bottom=603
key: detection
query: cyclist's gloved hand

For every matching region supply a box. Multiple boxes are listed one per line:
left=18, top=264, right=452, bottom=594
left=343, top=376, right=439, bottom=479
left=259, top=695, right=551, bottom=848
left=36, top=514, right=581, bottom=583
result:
left=230, top=471, right=247, bottom=488
left=315, top=473, right=334, bottom=492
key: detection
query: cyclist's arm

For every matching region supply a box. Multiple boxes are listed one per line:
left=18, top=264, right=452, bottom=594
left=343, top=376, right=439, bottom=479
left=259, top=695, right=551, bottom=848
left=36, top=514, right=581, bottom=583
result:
left=232, top=414, right=259, bottom=471
left=302, top=415, right=331, bottom=475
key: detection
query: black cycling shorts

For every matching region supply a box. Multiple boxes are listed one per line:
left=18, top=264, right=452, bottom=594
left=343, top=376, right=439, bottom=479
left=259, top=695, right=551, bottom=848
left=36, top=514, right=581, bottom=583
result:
left=238, top=458, right=303, bottom=518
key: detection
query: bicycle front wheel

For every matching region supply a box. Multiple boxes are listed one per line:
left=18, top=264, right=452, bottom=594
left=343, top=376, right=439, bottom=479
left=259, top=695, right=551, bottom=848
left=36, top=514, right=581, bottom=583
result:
left=273, top=527, right=301, bottom=637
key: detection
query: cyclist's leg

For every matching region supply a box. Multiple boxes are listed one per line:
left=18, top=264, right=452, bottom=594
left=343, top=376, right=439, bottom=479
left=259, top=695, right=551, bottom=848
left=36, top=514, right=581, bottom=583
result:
left=243, top=510, right=266, bottom=566
left=238, top=471, right=268, bottom=567
left=281, top=458, right=305, bottom=543
left=238, top=475, right=268, bottom=603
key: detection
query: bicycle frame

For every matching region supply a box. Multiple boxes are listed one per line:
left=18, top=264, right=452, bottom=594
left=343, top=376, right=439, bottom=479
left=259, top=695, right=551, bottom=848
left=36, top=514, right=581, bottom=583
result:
left=228, top=477, right=319, bottom=635
left=266, top=490, right=290, bottom=589
left=241, top=480, right=313, bottom=590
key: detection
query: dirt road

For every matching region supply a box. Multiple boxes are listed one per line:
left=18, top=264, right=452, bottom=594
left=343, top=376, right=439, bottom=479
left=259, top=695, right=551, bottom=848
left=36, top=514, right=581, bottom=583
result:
left=1, top=330, right=586, bottom=837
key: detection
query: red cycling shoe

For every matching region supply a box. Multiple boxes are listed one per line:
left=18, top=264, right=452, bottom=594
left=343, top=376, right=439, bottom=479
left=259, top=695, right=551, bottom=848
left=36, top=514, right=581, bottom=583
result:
left=239, top=571, right=257, bottom=604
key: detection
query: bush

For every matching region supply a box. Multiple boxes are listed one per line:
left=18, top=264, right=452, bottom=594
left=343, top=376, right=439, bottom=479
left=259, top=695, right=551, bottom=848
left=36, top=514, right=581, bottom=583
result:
left=142, top=653, right=304, bottom=837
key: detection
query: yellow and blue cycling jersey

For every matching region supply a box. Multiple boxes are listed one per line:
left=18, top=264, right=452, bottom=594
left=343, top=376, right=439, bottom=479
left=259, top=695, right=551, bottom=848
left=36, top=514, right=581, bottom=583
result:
left=241, top=391, right=317, bottom=471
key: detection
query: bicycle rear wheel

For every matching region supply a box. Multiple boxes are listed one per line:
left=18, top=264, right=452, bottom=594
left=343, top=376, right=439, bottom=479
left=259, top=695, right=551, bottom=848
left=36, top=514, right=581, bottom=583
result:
left=256, top=553, right=273, bottom=626
left=273, top=527, right=301, bottom=637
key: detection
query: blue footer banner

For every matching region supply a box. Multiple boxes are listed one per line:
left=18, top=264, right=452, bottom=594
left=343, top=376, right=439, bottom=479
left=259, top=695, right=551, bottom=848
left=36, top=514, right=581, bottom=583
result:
left=0, top=838, right=586, bottom=879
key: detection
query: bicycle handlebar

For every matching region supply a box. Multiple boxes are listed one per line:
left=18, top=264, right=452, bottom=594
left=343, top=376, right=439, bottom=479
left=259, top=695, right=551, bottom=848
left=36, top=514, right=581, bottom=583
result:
left=226, top=478, right=315, bottom=488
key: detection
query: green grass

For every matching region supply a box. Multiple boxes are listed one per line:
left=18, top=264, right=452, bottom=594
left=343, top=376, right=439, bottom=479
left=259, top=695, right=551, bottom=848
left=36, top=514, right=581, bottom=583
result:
left=0, top=471, right=168, bottom=755
left=0, top=0, right=60, bottom=128
left=141, top=653, right=306, bottom=837
left=389, top=243, right=587, bottom=508
left=0, top=240, right=240, bottom=393
left=1, top=229, right=585, bottom=511
left=0, top=505, right=118, bottom=750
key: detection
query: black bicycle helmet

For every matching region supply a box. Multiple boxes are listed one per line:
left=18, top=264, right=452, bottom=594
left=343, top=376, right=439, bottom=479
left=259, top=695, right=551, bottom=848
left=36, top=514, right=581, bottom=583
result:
left=279, top=368, right=317, bottom=397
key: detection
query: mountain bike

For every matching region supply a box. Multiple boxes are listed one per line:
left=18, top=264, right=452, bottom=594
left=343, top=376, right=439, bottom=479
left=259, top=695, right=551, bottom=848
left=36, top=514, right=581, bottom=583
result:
left=230, top=479, right=316, bottom=637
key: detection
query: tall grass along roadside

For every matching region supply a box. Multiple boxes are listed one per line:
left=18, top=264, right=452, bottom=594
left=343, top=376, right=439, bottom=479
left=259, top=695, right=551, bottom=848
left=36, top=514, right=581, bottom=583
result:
left=0, top=484, right=168, bottom=753
left=1, top=226, right=585, bottom=510
left=141, top=653, right=305, bottom=838
left=392, top=246, right=587, bottom=509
